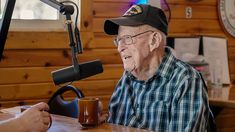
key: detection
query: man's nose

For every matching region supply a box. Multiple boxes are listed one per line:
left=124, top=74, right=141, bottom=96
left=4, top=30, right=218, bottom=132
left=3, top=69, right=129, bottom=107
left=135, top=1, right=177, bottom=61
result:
left=117, top=42, right=126, bottom=52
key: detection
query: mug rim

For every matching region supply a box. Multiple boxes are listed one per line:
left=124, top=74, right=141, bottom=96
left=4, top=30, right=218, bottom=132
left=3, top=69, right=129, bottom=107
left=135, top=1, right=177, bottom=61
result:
left=79, top=97, right=99, bottom=101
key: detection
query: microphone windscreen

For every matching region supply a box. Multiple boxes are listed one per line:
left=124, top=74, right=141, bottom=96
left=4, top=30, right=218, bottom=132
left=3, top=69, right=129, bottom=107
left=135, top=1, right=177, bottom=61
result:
left=51, top=60, right=103, bottom=85
left=52, top=66, right=78, bottom=85
left=77, top=60, right=103, bottom=80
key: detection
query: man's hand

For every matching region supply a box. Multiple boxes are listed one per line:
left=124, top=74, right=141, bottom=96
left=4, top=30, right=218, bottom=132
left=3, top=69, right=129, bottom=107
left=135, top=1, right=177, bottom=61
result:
left=17, top=102, right=51, bottom=132
left=98, top=101, right=108, bottom=124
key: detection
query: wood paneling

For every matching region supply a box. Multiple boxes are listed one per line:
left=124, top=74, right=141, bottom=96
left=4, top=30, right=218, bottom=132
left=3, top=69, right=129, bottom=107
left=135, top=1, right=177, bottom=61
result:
left=0, top=49, right=121, bottom=67
left=5, top=32, right=68, bottom=49
left=93, top=3, right=217, bottom=19
left=167, top=0, right=216, bottom=5
left=0, top=65, right=123, bottom=84
left=93, top=3, right=131, bottom=17
left=169, top=19, right=222, bottom=33
left=168, top=5, right=217, bottom=19
left=0, top=80, right=116, bottom=101
left=93, top=35, right=115, bottom=48
left=5, top=31, right=94, bottom=50
left=0, top=95, right=111, bottom=111
left=93, top=18, right=223, bottom=34
left=79, top=0, right=93, bottom=31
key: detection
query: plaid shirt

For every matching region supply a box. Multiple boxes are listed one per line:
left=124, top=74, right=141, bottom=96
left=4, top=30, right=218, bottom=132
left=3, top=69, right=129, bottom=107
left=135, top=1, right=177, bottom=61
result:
left=108, top=48, right=209, bottom=132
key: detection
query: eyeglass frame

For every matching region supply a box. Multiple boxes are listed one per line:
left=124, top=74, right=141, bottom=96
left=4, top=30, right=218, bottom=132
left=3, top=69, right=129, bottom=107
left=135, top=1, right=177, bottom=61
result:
left=113, top=30, right=154, bottom=47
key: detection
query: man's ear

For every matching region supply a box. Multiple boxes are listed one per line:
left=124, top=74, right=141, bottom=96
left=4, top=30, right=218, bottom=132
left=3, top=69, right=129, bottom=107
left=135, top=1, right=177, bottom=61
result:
left=149, top=32, right=162, bottom=52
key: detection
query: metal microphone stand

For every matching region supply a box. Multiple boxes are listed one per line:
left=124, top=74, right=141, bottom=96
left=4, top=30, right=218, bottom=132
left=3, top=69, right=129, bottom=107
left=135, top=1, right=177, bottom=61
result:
left=62, top=5, right=80, bottom=74
left=40, top=0, right=83, bottom=85
left=49, top=4, right=81, bottom=85
left=40, top=0, right=102, bottom=85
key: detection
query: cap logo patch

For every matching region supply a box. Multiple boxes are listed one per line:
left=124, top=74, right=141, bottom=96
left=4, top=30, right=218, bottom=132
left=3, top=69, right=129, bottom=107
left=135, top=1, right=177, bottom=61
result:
left=123, top=5, right=142, bottom=17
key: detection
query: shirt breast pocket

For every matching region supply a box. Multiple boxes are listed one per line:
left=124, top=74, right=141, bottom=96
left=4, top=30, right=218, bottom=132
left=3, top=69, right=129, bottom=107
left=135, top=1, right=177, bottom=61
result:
left=149, top=91, right=171, bottom=103
left=145, top=92, right=171, bottom=112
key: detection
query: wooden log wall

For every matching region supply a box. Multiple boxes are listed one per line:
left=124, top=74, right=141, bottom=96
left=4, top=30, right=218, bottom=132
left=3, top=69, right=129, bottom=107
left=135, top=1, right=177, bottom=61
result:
left=0, top=0, right=235, bottom=131
left=0, top=0, right=124, bottom=109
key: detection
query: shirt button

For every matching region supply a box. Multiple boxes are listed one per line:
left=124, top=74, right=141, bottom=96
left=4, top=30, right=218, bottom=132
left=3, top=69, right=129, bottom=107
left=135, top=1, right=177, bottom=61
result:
left=136, top=105, right=140, bottom=111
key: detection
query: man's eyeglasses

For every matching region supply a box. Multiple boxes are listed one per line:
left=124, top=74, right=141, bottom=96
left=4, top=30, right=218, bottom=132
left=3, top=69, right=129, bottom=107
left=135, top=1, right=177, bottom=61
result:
left=113, top=30, right=154, bottom=47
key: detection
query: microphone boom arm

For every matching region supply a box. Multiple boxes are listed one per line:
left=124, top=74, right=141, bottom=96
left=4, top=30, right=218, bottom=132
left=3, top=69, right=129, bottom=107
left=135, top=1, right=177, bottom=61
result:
left=41, top=0, right=80, bottom=77
left=65, top=14, right=80, bottom=73
left=40, top=0, right=103, bottom=85
left=40, top=0, right=74, bottom=15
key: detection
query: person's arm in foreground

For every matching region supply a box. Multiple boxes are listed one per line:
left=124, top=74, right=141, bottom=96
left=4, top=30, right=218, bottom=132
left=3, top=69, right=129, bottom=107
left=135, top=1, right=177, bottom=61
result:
left=0, top=102, right=50, bottom=132
left=169, top=76, right=209, bottom=132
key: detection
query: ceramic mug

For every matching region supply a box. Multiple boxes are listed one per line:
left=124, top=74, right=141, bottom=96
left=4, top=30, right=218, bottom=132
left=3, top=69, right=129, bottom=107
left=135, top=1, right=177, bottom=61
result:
left=78, top=97, right=99, bottom=127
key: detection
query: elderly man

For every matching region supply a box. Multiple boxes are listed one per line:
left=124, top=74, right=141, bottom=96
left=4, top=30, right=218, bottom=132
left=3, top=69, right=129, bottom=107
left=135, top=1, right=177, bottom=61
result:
left=103, top=4, right=209, bottom=131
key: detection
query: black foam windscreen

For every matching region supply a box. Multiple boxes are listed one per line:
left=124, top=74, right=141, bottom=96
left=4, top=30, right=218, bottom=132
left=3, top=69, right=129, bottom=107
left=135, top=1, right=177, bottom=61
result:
left=52, top=60, right=103, bottom=85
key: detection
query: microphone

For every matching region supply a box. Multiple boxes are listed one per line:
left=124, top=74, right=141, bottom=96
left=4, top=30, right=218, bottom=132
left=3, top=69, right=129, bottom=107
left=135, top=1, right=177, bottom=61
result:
left=52, top=60, right=103, bottom=85
left=40, top=0, right=103, bottom=85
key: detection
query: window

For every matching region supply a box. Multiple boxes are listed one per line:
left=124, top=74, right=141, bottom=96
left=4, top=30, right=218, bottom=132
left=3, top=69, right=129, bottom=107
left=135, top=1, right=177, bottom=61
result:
left=0, top=0, right=78, bottom=31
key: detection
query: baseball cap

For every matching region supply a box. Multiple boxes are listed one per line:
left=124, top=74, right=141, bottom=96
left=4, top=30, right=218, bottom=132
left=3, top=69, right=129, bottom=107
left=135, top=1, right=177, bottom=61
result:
left=104, top=4, right=168, bottom=35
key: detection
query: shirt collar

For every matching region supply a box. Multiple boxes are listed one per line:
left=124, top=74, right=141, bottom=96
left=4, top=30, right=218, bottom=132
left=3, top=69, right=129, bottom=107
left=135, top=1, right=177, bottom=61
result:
left=155, top=47, right=177, bottom=80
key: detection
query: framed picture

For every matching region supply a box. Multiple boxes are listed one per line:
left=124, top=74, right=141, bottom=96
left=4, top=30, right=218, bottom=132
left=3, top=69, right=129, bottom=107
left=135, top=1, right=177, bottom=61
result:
left=218, top=0, right=235, bottom=37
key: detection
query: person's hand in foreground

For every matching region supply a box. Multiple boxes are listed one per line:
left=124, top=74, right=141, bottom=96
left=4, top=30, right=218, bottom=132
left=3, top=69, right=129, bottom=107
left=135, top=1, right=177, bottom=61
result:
left=17, top=102, right=51, bottom=132
left=0, top=102, right=50, bottom=132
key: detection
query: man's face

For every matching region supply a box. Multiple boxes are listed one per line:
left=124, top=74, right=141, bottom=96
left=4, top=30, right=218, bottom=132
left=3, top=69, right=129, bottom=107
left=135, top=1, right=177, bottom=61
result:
left=116, top=26, right=152, bottom=72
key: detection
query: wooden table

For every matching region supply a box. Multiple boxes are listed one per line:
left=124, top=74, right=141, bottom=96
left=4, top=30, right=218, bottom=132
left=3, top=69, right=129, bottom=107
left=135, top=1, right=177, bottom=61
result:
left=0, top=113, right=149, bottom=132
left=208, top=85, right=235, bottom=117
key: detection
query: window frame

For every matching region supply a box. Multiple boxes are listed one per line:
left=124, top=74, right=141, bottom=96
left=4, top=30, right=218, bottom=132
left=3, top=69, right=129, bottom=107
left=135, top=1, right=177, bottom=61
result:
left=8, top=0, right=79, bottom=31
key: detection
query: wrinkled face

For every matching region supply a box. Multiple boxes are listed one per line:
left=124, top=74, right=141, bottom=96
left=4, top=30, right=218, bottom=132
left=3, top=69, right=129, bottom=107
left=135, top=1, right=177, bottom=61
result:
left=116, top=26, right=153, bottom=72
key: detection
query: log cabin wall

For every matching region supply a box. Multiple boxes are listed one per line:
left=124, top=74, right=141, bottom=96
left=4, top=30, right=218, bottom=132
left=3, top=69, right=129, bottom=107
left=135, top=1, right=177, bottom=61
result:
left=0, top=0, right=234, bottom=131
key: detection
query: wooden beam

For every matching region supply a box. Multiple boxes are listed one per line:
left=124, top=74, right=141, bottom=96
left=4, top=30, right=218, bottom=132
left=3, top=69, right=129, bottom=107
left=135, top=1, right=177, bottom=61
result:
left=79, top=0, right=93, bottom=31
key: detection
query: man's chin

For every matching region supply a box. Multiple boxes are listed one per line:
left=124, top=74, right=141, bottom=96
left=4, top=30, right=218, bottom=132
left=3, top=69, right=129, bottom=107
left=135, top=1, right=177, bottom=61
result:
left=124, top=66, right=136, bottom=73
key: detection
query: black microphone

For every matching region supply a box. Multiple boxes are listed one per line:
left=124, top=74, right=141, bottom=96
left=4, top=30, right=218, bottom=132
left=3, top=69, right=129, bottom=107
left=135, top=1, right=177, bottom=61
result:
left=52, top=60, right=103, bottom=85
left=40, top=0, right=103, bottom=85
